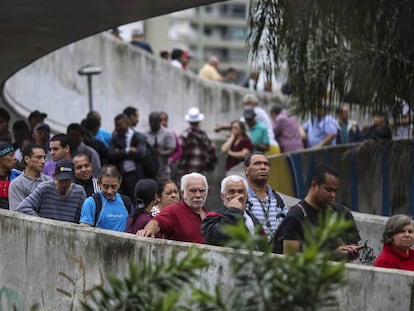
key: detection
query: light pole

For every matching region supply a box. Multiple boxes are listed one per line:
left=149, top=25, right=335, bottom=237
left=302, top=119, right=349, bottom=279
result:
left=78, top=64, right=102, bottom=112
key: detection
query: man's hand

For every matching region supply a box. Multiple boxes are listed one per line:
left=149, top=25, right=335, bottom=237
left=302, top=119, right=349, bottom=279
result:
left=136, top=220, right=160, bottom=237
left=334, top=244, right=360, bottom=260
left=226, top=194, right=245, bottom=211
left=136, top=229, right=156, bottom=237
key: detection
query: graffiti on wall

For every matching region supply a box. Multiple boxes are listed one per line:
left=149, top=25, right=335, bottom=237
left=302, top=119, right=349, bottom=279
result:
left=357, top=240, right=376, bottom=265
left=56, top=253, right=104, bottom=310
left=0, top=286, right=21, bottom=311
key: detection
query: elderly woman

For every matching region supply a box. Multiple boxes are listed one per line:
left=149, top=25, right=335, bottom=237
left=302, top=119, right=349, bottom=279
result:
left=150, top=179, right=180, bottom=216
left=374, top=215, right=414, bottom=271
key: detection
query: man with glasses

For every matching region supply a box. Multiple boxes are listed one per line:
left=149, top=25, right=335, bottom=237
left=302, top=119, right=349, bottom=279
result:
left=137, top=172, right=208, bottom=243
left=273, top=164, right=361, bottom=261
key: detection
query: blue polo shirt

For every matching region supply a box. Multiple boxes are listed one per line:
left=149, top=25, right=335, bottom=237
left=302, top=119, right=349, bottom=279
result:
left=303, top=115, right=338, bottom=147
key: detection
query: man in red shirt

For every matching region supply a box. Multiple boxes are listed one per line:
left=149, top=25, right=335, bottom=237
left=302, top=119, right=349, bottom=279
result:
left=137, top=172, right=208, bottom=243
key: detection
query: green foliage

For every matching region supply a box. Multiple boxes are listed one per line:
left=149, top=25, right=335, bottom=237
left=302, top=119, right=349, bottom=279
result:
left=81, top=247, right=209, bottom=311
left=196, top=212, right=348, bottom=311
left=82, top=212, right=351, bottom=310
left=248, top=0, right=414, bottom=119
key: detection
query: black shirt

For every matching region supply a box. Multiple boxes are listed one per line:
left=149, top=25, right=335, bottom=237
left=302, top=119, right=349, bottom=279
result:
left=273, top=200, right=360, bottom=253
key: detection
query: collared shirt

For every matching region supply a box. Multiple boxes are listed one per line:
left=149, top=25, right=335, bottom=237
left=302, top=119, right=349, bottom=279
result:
left=247, top=121, right=270, bottom=148
left=146, top=126, right=176, bottom=181
left=178, top=127, right=217, bottom=174
left=246, top=185, right=288, bottom=241
left=303, top=114, right=338, bottom=147
left=9, top=172, right=52, bottom=210
left=154, top=200, right=206, bottom=244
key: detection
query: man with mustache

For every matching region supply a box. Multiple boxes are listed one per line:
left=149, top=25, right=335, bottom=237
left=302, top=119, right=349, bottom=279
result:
left=137, top=172, right=208, bottom=244
left=244, top=152, right=288, bottom=242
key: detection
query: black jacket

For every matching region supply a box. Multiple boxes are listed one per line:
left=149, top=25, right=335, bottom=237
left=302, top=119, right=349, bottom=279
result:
left=108, top=131, right=158, bottom=179
left=201, top=207, right=265, bottom=247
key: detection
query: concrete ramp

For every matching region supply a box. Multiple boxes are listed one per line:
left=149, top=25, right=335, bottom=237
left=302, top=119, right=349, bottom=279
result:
left=4, top=32, right=285, bottom=136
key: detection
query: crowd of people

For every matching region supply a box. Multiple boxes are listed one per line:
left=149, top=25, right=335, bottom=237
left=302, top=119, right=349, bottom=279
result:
left=1, top=77, right=413, bottom=273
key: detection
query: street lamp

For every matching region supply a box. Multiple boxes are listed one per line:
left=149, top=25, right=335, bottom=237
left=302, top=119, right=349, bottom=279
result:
left=78, top=64, right=102, bottom=112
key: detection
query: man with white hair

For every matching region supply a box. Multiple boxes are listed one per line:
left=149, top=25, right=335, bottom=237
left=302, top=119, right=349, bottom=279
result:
left=201, top=175, right=265, bottom=246
left=137, top=172, right=209, bottom=243
left=198, top=56, right=223, bottom=81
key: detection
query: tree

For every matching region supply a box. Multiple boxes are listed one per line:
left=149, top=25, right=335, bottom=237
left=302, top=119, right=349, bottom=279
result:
left=81, top=212, right=352, bottom=310
left=247, top=0, right=414, bottom=121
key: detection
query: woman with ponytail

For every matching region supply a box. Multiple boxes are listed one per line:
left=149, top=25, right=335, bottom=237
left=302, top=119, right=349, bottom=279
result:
left=125, top=178, right=160, bottom=234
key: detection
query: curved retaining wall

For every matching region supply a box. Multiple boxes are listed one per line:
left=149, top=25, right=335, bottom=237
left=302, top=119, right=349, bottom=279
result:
left=3, top=33, right=285, bottom=140
left=265, top=140, right=414, bottom=217
left=0, top=209, right=412, bottom=311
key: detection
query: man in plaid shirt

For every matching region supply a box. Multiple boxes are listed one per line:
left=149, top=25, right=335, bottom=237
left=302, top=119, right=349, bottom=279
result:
left=177, top=107, right=217, bottom=178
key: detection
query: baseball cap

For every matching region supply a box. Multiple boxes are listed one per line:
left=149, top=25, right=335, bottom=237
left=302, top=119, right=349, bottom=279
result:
left=243, top=108, right=256, bottom=120
left=54, top=160, right=75, bottom=180
left=28, top=110, right=47, bottom=120
left=0, top=141, right=14, bottom=157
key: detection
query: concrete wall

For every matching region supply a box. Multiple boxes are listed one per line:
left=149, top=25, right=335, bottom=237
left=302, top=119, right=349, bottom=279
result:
left=259, top=141, right=414, bottom=217
left=3, top=32, right=286, bottom=140
left=1, top=209, right=413, bottom=311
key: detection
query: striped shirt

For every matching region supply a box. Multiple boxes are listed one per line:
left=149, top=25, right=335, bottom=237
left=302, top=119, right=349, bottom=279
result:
left=16, top=180, right=86, bottom=223
left=246, top=185, right=288, bottom=241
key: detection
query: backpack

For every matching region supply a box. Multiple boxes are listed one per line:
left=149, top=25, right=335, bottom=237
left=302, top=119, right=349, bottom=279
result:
left=132, top=132, right=159, bottom=179
left=92, top=193, right=132, bottom=227
left=246, top=189, right=287, bottom=217
left=273, top=203, right=307, bottom=254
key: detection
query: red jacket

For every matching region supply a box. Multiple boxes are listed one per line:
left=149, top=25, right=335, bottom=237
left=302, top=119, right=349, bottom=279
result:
left=374, top=244, right=414, bottom=271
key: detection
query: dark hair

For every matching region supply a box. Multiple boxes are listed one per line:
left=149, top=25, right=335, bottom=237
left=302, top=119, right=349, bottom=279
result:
left=158, top=179, right=178, bottom=197
left=135, top=179, right=159, bottom=208
left=22, top=143, right=45, bottom=159
left=123, top=106, right=138, bottom=117
left=86, top=111, right=100, bottom=120
left=50, top=134, right=71, bottom=149
left=12, top=120, right=30, bottom=132
left=66, top=123, right=84, bottom=135
left=132, top=179, right=159, bottom=220
left=270, top=106, right=283, bottom=115
left=0, top=108, right=11, bottom=121
left=310, top=164, right=339, bottom=186
left=149, top=111, right=161, bottom=121
left=171, top=48, right=183, bottom=60
left=114, top=113, right=129, bottom=123
left=230, top=120, right=248, bottom=138
left=83, top=116, right=101, bottom=131
left=72, top=152, right=91, bottom=163
left=160, top=50, right=169, bottom=59
left=382, top=215, right=414, bottom=245
left=244, top=151, right=266, bottom=167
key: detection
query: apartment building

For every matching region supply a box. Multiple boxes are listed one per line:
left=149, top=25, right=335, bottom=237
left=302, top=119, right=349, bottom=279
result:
left=144, top=0, right=250, bottom=78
